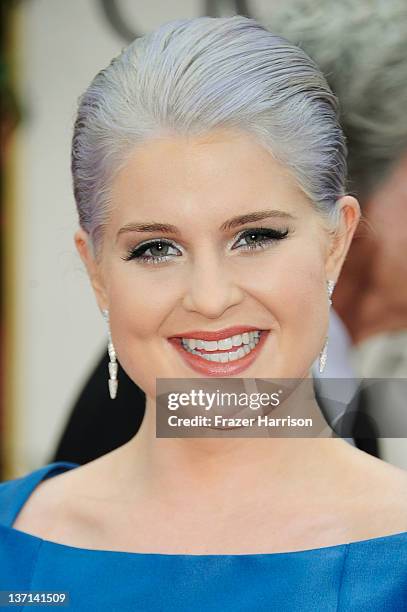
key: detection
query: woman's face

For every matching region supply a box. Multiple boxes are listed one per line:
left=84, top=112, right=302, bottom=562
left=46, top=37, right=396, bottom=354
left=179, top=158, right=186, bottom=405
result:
left=75, top=128, right=359, bottom=399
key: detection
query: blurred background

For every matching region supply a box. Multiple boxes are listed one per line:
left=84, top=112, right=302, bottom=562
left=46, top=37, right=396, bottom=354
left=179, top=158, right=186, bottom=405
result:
left=1, top=0, right=407, bottom=480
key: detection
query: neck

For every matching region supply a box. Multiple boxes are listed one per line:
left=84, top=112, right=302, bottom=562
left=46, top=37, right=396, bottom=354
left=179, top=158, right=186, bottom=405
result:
left=114, top=379, right=353, bottom=509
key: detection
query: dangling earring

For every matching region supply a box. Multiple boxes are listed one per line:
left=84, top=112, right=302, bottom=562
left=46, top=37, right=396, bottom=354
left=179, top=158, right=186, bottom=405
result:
left=102, top=309, right=118, bottom=399
left=318, top=280, right=335, bottom=373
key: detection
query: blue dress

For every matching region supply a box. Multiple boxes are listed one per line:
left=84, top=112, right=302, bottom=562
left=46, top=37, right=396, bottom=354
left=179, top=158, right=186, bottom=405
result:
left=0, top=461, right=407, bottom=611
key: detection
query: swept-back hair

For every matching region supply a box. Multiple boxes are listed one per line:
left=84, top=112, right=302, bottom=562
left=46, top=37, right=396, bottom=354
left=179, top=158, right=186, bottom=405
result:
left=71, top=15, right=347, bottom=259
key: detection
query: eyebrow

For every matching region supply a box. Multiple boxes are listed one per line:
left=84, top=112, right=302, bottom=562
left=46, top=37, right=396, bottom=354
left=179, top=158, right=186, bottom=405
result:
left=116, top=209, right=297, bottom=241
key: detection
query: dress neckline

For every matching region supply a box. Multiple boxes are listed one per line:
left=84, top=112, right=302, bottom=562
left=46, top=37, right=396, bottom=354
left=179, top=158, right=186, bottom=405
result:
left=3, top=460, right=407, bottom=558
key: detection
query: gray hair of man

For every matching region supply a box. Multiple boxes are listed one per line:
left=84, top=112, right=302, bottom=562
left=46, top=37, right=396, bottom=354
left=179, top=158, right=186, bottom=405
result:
left=71, top=15, right=348, bottom=261
left=269, top=0, right=407, bottom=204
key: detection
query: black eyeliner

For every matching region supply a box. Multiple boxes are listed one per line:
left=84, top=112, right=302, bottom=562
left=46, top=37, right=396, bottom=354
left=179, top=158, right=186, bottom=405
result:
left=121, top=226, right=291, bottom=263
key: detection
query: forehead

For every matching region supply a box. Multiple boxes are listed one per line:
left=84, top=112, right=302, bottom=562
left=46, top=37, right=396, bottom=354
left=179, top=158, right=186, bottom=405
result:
left=108, top=128, right=312, bottom=225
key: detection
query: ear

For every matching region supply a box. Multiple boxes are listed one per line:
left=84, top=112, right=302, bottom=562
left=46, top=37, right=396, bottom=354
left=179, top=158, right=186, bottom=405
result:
left=74, top=228, right=108, bottom=312
left=324, top=195, right=361, bottom=281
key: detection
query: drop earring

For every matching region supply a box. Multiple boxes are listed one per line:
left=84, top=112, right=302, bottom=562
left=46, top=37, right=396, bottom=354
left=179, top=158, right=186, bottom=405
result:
left=318, top=280, right=335, bottom=373
left=102, top=309, right=118, bottom=399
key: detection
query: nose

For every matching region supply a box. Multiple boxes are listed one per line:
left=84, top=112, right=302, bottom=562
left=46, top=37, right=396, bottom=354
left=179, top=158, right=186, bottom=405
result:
left=181, top=251, right=244, bottom=319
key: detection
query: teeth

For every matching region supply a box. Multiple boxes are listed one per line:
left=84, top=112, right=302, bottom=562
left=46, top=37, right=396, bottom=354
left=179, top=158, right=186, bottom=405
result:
left=182, top=330, right=260, bottom=352
left=218, top=337, right=233, bottom=350
left=181, top=331, right=263, bottom=362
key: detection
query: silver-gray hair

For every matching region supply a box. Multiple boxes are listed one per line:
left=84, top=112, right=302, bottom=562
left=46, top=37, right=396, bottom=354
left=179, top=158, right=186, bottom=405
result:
left=71, top=15, right=347, bottom=260
left=269, top=0, right=407, bottom=202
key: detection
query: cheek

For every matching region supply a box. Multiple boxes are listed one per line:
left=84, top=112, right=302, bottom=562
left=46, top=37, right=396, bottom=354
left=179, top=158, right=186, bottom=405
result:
left=252, top=246, right=328, bottom=351
left=108, top=266, right=176, bottom=336
left=247, top=245, right=326, bottom=312
left=105, top=267, right=181, bottom=387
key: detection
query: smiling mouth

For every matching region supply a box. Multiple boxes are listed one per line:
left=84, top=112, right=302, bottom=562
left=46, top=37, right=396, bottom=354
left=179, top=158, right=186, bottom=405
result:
left=179, top=329, right=262, bottom=363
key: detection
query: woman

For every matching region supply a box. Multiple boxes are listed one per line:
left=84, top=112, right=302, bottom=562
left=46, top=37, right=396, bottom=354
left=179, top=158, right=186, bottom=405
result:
left=1, top=15, right=407, bottom=611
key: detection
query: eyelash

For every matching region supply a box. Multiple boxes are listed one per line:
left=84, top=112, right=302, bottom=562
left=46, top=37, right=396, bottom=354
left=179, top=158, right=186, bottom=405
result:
left=121, top=227, right=290, bottom=265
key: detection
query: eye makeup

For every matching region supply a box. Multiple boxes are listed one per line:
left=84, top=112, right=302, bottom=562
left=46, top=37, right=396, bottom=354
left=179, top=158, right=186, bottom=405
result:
left=120, top=226, right=291, bottom=265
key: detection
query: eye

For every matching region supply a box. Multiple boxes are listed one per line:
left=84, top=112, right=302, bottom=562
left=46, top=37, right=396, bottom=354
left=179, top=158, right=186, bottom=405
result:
left=122, top=227, right=290, bottom=265
left=232, top=227, right=290, bottom=252
left=121, top=240, right=181, bottom=265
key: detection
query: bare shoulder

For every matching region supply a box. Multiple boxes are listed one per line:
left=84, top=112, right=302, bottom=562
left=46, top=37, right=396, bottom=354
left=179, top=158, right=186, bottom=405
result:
left=339, top=444, right=407, bottom=536
left=12, top=455, right=115, bottom=540
left=351, top=445, right=407, bottom=495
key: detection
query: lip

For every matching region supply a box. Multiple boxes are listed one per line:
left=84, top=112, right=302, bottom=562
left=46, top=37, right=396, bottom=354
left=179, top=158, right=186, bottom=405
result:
left=167, top=329, right=270, bottom=376
left=168, top=325, right=266, bottom=342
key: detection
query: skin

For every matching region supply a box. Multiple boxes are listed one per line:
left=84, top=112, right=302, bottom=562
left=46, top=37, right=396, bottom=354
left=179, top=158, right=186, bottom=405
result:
left=14, top=128, right=407, bottom=554
left=80, top=128, right=357, bottom=389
